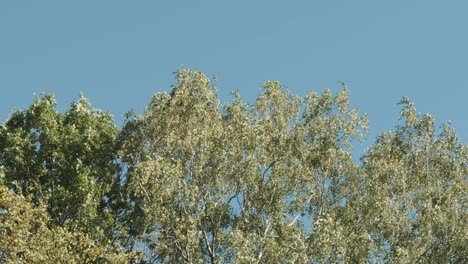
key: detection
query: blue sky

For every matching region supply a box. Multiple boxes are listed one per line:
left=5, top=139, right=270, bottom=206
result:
left=1, top=1, right=467, bottom=153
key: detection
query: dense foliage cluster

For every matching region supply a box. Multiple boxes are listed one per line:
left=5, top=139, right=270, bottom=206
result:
left=0, top=70, right=466, bottom=263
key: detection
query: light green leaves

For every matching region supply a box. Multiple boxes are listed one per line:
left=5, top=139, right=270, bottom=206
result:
left=0, top=70, right=465, bottom=263
left=120, top=70, right=369, bottom=262
left=360, top=97, right=467, bottom=262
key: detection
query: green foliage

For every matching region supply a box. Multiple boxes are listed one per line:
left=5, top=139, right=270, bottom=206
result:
left=0, top=93, right=120, bottom=244
left=119, top=70, right=369, bottom=262
left=357, top=97, right=468, bottom=262
left=0, top=70, right=466, bottom=263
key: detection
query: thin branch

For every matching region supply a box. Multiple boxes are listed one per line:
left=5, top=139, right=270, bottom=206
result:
left=137, top=180, right=152, bottom=203
left=256, top=218, right=272, bottom=264
left=202, top=230, right=215, bottom=264
left=289, top=192, right=313, bottom=226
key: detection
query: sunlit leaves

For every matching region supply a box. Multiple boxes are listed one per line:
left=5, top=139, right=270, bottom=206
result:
left=0, top=186, right=134, bottom=263
left=360, top=98, right=467, bottom=262
left=0, top=69, right=465, bottom=263
left=0, top=93, right=120, bottom=244
left=120, top=70, right=369, bottom=262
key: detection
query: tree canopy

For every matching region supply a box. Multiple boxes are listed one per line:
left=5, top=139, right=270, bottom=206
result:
left=0, top=69, right=466, bottom=263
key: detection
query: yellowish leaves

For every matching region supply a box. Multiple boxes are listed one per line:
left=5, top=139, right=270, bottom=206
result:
left=0, top=186, right=134, bottom=263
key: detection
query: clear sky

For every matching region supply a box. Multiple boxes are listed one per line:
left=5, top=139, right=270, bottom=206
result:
left=1, top=1, right=467, bottom=154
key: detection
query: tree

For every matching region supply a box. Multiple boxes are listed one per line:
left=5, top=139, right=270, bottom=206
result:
left=0, top=94, right=121, bottom=245
left=119, top=70, right=369, bottom=262
left=0, top=185, right=134, bottom=263
left=355, top=97, right=468, bottom=262
left=0, top=69, right=466, bottom=263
